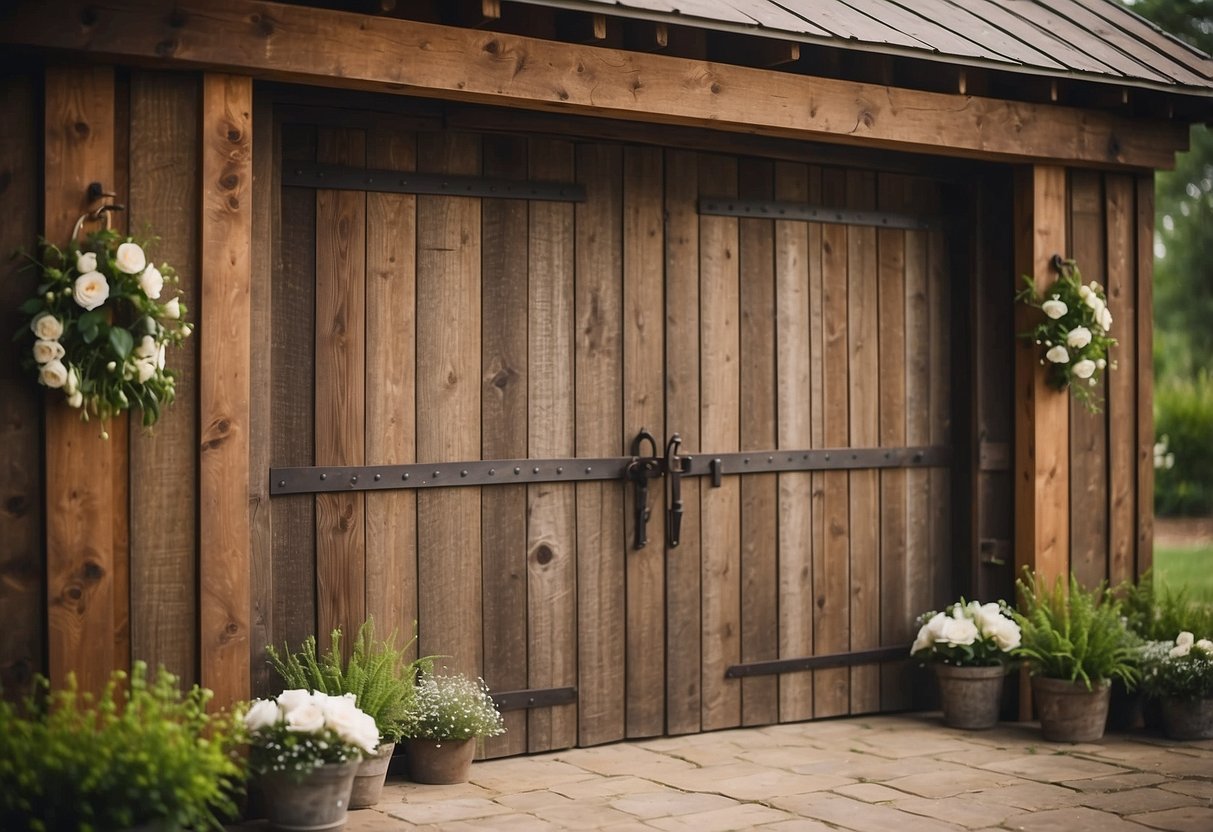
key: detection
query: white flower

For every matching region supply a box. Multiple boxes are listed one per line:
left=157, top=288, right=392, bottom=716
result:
left=135, top=357, right=157, bottom=383
left=156, top=343, right=166, bottom=370
left=66, top=390, right=83, bottom=409
left=163, top=297, right=181, bottom=319
left=244, top=698, right=282, bottom=732
left=65, top=367, right=79, bottom=395
left=40, top=359, right=68, bottom=389
left=135, top=335, right=158, bottom=359
left=1165, top=453, right=1175, bottom=470
left=1072, top=359, right=1096, bottom=379
left=1096, top=358, right=1107, bottom=370
left=139, top=264, right=164, bottom=299
left=988, top=618, right=1022, bottom=652
left=1046, top=345, right=1070, bottom=364
left=284, top=702, right=326, bottom=734
left=74, top=271, right=110, bottom=311
left=276, top=688, right=314, bottom=715
left=33, top=339, right=65, bottom=364
left=1066, top=327, right=1092, bottom=349
left=938, top=616, right=979, bottom=647
left=1098, top=307, right=1113, bottom=332
left=323, top=695, right=380, bottom=754
left=1085, top=293, right=1104, bottom=314
left=31, top=313, right=64, bottom=340
left=1041, top=299, right=1067, bottom=319
left=1170, top=631, right=1195, bottom=658
left=1197, top=639, right=1213, bottom=653
left=75, top=250, right=97, bottom=273
left=115, top=241, right=147, bottom=274
left=180, top=323, right=193, bottom=338
left=1078, top=285, right=1091, bottom=299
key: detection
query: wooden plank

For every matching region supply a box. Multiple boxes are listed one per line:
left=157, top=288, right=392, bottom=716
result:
left=774, top=161, right=813, bottom=724
left=128, top=71, right=199, bottom=684
left=111, top=71, right=131, bottom=681
left=816, top=167, right=850, bottom=718
left=4, top=0, right=1191, bottom=170
left=199, top=73, right=252, bottom=708
left=698, top=153, right=742, bottom=732
left=664, top=148, right=702, bottom=735
left=738, top=157, right=778, bottom=728
left=527, top=137, right=577, bottom=753
left=480, top=133, right=529, bottom=759
left=1135, top=174, right=1154, bottom=576
left=1105, top=174, right=1136, bottom=589
left=0, top=69, right=42, bottom=698
left=846, top=170, right=880, bottom=715
left=416, top=132, right=483, bottom=678
left=623, top=145, right=665, bottom=739
left=44, top=64, right=117, bottom=695
left=1067, top=170, right=1109, bottom=589
left=926, top=182, right=952, bottom=617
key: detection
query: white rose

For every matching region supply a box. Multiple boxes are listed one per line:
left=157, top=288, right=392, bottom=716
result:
left=911, top=618, right=938, bottom=655
left=1096, top=358, right=1107, bottom=370
left=115, top=242, right=147, bottom=275
left=1197, top=639, right=1213, bottom=653
left=989, top=618, right=1022, bottom=652
left=1085, top=293, right=1104, bottom=314
left=31, top=313, right=64, bottom=340
left=135, top=357, right=156, bottom=383
left=163, top=297, right=181, bottom=320
left=1066, top=327, right=1092, bottom=349
left=33, top=339, right=65, bottom=364
left=1078, top=285, right=1091, bottom=299
left=1046, top=345, right=1070, bottom=364
left=1041, top=299, right=1067, bottom=320
left=1098, top=307, right=1113, bottom=332
left=66, top=390, right=83, bottom=409
left=284, top=702, right=327, bottom=735
left=40, top=359, right=68, bottom=389
left=1170, top=643, right=1192, bottom=658
left=276, top=688, right=314, bottom=715
left=135, top=335, right=158, bottom=359
left=65, top=367, right=79, bottom=395
left=938, top=616, right=979, bottom=647
left=1072, top=359, right=1096, bottom=379
left=139, top=264, right=164, bottom=299
left=244, top=698, right=282, bottom=732
left=75, top=250, right=97, bottom=273
left=1176, top=632, right=1195, bottom=649
left=972, top=603, right=1005, bottom=635
left=74, top=271, right=110, bottom=311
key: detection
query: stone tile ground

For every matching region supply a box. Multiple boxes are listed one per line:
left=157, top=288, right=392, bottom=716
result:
left=251, top=715, right=1213, bottom=830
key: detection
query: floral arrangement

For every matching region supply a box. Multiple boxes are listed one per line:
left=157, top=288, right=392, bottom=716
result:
left=244, top=689, right=380, bottom=778
left=1017, top=257, right=1116, bottom=411
left=401, top=673, right=506, bottom=742
left=1142, top=632, right=1213, bottom=701
left=911, top=599, right=1022, bottom=667
left=17, top=228, right=191, bottom=432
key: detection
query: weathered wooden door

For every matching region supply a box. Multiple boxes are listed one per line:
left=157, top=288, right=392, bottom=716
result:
left=262, top=107, right=954, bottom=756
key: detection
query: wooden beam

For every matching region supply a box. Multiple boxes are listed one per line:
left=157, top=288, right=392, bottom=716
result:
left=199, top=73, right=252, bottom=709
left=1135, top=174, right=1154, bottom=577
left=0, top=0, right=1188, bottom=169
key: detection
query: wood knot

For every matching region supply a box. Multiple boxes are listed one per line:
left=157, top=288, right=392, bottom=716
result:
left=228, top=195, right=240, bottom=210
left=220, top=173, right=239, bottom=190
left=227, top=128, right=242, bottom=143
left=66, top=584, right=83, bottom=602
left=73, top=121, right=90, bottom=138
left=82, top=560, right=105, bottom=581
left=555, top=87, right=570, bottom=101
left=710, top=82, right=721, bottom=94
left=251, top=13, right=275, bottom=38
left=484, top=39, right=500, bottom=55
left=4, top=494, right=28, bottom=518
left=816, top=595, right=826, bottom=609
left=227, top=621, right=239, bottom=634
left=490, top=366, right=516, bottom=390
left=535, top=544, right=554, bottom=566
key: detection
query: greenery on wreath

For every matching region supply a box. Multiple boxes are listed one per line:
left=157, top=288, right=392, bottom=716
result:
left=1016, top=256, right=1116, bottom=412
left=402, top=672, right=506, bottom=742
left=910, top=598, right=1021, bottom=667
left=15, top=228, right=192, bottom=432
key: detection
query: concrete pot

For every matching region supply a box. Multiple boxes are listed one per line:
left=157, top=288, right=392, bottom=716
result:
left=1031, top=676, right=1111, bottom=743
left=934, top=664, right=1006, bottom=729
left=259, top=759, right=358, bottom=831
left=1161, top=696, right=1213, bottom=740
left=404, top=737, right=476, bottom=784
left=349, top=742, right=395, bottom=809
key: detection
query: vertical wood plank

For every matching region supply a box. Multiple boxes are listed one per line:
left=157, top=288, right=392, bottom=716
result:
left=199, top=73, right=252, bottom=708
left=0, top=69, right=43, bottom=698
left=528, top=137, right=577, bottom=752
left=623, top=145, right=665, bottom=738
left=416, top=132, right=482, bottom=677
left=44, top=64, right=117, bottom=695
left=577, top=142, right=625, bottom=747
left=111, top=72, right=131, bottom=679
left=926, top=183, right=952, bottom=614
left=664, top=148, right=702, bottom=735
left=1105, top=174, right=1136, bottom=589
left=738, top=157, right=778, bottom=727
left=904, top=214, right=931, bottom=695
left=774, top=161, right=813, bottom=723
left=699, top=153, right=741, bottom=732
left=1135, top=175, right=1154, bottom=576
left=806, top=165, right=827, bottom=719
left=128, top=72, right=200, bottom=685
left=480, top=134, right=529, bottom=758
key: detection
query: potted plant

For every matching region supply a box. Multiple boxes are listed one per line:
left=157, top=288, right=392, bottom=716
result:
left=244, top=689, right=380, bottom=831
left=0, top=662, right=245, bottom=831
left=911, top=598, right=1021, bottom=729
left=1013, top=570, right=1139, bottom=742
left=1141, top=632, right=1213, bottom=740
left=266, top=619, right=428, bottom=808
left=400, top=673, right=506, bottom=784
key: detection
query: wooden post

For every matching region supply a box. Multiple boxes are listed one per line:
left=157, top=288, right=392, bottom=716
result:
left=43, top=65, right=119, bottom=695
left=1013, top=165, right=1070, bottom=719
left=199, top=73, right=252, bottom=708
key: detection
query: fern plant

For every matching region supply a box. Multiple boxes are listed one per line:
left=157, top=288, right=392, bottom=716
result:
left=1118, top=569, right=1213, bottom=642
left=266, top=619, right=430, bottom=744
left=1013, top=570, right=1139, bottom=690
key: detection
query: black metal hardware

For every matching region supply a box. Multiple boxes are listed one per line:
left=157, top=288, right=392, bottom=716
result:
left=665, top=434, right=691, bottom=548
left=625, top=429, right=662, bottom=550
left=283, top=161, right=586, bottom=202
left=491, top=686, right=577, bottom=712
left=709, top=458, right=724, bottom=488
left=698, top=198, right=936, bottom=230
left=725, top=645, right=910, bottom=678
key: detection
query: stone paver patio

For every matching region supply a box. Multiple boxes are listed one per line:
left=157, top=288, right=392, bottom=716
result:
left=266, top=714, right=1213, bottom=830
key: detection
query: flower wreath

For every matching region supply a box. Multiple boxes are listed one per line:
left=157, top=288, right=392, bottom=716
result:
left=1016, top=256, right=1116, bottom=412
left=17, top=227, right=191, bottom=432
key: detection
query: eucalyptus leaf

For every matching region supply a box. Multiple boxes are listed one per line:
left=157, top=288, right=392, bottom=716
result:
left=108, top=327, right=134, bottom=360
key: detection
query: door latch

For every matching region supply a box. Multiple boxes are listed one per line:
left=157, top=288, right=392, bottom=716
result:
left=625, top=429, right=661, bottom=550
left=665, top=434, right=692, bottom=548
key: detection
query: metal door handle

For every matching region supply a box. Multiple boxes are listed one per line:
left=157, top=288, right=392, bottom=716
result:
left=626, top=429, right=660, bottom=550
left=665, top=434, right=691, bottom=548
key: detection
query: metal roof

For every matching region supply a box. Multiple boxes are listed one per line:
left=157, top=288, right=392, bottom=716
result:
left=515, top=0, right=1213, bottom=96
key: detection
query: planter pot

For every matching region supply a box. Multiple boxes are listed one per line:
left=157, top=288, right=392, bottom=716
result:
left=259, top=759, right=359, bottom=831
left=1031, top=676, right=1111, bottom=743
left=404, top=737, right=476, bottom=784
left=1160, top=696, right=1213, bottom=740
left=934, top=664, right=1006, bottom=729
left=349, top=742, right=395, bottom=809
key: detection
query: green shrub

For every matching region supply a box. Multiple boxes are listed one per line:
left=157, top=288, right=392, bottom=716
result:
left=1119, top=569, right=1213, bottom=641
left=0, top=662, right=245, bottom=832
left=1154, top=373, right=1213, bottom=517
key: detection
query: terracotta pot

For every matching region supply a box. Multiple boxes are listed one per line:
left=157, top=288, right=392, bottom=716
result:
left=1031, top=676, right=1111, bottom=743
left=404, top=737, right=476, bottom=784
left=1160, top=696, right=1213, bottom=740
left=349, top=742, right=395, bottom=809
left=258, top=759, right=359, bottom=831
left=934, top=664, right=1006, bottom=729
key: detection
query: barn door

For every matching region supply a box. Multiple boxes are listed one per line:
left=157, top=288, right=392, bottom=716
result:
left=264, top=112, right=954, bottom=757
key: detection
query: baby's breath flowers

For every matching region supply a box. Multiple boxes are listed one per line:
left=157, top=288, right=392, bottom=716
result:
left=401, top=673, right=505, bottom=743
